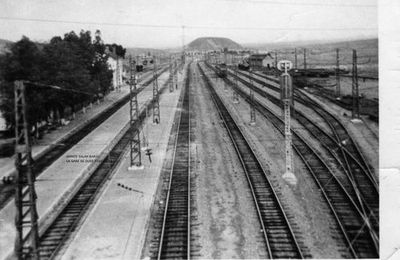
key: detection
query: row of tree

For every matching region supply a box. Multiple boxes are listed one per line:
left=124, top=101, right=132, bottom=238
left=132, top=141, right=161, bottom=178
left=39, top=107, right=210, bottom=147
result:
left=0, top=30, right=125, bottom=136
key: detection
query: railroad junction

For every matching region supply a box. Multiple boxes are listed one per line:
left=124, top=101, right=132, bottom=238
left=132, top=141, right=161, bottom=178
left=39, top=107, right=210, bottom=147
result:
left=0, top=56, right=378, bottom=259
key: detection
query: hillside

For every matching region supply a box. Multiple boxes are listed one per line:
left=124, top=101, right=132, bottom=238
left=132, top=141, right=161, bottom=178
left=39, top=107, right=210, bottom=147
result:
left=187, top=37, right=242, bottom=51
left=246, top=38, right=378, bottom=77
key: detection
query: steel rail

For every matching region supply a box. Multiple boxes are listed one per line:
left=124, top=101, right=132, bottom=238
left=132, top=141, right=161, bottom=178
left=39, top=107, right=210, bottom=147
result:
left=231, top=69, right=379, bottom=239
left=199, top=62, right=304, bottom=259
left=157, top=62, right=192, bottom=260
left=35, top=65, right=175, bottom=259
left=205, top=62, right=378, bottom=258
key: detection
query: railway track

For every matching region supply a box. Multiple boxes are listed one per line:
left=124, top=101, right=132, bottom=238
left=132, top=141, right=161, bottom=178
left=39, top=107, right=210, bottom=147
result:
left=228, top=67, right=376, bottom=180
left=199, top=63, right=304, bottom=259
left=226, top=66, right=379, bottom=233
left=156, top=62, right=192, bottom=259
left=0, top=66, right=169, bottom=210
left=36, top=69, right=174, bottom=259
left=204, top=62, right=379, bottom=258
left=294, top=90, right=379, bottom=229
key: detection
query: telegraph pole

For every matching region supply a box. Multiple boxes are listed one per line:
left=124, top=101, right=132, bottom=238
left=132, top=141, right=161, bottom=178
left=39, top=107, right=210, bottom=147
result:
left=352, top=49, right=360, bottom=119
left=278, top=60, right=296, bottom=186
left=152, top=56, right=160, bottom=124
left=128, top=56, right=143, bottom=170
left=249, top=70, right=256, bottom=125
left=336, top=48, right=341, bottom=99
left=14, top=81, right=40, bottom=260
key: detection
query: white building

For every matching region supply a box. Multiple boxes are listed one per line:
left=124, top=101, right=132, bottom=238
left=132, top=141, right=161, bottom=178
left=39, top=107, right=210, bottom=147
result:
left=107, top=54, right=123, bottom=90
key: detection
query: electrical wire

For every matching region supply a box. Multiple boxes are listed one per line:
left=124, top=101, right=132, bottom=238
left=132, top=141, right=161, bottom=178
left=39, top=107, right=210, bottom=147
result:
left=0, top=16, right=377, bottom=32
left=23, top=81, right=95, bottom=96
left=215, top=0, right=376, bottom=7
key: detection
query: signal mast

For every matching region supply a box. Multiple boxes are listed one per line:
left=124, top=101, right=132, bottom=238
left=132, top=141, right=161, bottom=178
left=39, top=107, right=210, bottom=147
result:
left=278, top=60, right=296, bottom=186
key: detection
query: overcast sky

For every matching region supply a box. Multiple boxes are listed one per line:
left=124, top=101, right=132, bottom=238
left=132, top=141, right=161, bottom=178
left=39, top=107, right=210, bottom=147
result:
left=0, top=0, right=377, bottom=48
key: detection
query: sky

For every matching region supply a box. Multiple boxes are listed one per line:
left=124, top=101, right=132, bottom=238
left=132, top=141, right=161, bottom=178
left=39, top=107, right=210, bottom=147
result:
left=0, top=0, right=377, bottom=48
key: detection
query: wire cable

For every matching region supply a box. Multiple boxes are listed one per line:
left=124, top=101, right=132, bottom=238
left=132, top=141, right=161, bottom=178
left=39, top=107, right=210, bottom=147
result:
left=216, top=0, right=376, bottom=7
left=0, top=16, right=377, bottom=32
left=23, top=81, right=95, bottom=96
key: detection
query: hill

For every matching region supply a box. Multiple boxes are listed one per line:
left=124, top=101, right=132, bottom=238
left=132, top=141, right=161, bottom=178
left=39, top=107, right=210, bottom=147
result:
left=187, top=37, right=242, bottom=51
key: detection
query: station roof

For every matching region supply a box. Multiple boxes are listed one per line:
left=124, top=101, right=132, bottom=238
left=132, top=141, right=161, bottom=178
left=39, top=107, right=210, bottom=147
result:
left=249, top=53, right=273, bottom=60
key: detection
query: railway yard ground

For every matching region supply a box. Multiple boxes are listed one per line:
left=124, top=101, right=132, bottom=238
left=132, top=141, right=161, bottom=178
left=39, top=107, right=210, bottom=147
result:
left=0, top=58, right=381, bottom=259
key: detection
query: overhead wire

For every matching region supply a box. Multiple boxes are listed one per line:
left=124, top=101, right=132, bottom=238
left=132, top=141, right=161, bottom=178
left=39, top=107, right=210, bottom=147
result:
left=214, top=0, right=376, bottom=7
left=0, top=16, right=377, bottom=32
left=23, top=81, right=95, bottom=96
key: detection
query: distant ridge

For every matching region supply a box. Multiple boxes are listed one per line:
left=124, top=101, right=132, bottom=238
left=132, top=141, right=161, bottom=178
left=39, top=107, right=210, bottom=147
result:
left=187, top=37, right=242, bottom=51
left=243, top=38, right=377, bottom=51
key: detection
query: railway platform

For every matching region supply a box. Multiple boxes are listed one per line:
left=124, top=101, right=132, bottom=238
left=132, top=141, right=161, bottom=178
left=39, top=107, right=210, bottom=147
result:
left=0, top=85, right=129, bottom=180
left=0, top=69, right=157, bottom=181
left=60, top=77, right=182, bottom=259
left=0, top=71, right=169, bottom=259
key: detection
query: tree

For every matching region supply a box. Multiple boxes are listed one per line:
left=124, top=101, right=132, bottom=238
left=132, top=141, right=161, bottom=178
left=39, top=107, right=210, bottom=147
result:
left=0, top=30, right=117, bottom=135
left=0, top=36, right=47, bottom=130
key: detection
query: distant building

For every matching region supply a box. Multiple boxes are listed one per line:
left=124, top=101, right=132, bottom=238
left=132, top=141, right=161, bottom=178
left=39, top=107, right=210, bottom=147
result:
left=248, top=53, right=274, bottom=69
left=107, top=53, right=123, bottom=90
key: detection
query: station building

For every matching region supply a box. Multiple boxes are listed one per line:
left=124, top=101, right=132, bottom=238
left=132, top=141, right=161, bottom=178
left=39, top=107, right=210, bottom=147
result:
left=248, top=53, right=274, bottom=69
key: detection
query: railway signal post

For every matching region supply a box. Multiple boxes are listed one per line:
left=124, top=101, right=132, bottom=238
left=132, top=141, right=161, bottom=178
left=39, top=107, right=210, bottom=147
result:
left=335, top=48, right=341, bottom=99
left=174, top=58, right=178, bottom=89
left=153, top=56, right=161, bottom=124
left=223, top=48, right=228, bottom=91
left=351, top=50, right=361, bottom=121
left=278, top=60, right=297, bottom=186
left=14, top=81, right=40, bottom=260
left=128, top=57, right=143, bottom=171
left=169, top=56, right=174, bottom=92
left=248, top=70, right=256, bottom=125
left=232, top=66, right=239, bottom=104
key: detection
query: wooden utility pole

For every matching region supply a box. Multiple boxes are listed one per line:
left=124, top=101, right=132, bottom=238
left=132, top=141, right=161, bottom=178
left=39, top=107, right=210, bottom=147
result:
left=14, top=81, right=40, bottom=260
